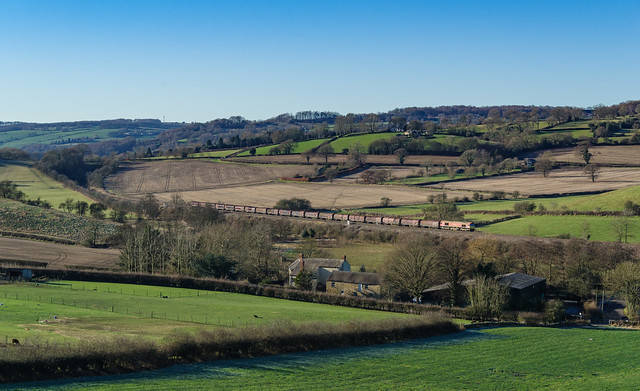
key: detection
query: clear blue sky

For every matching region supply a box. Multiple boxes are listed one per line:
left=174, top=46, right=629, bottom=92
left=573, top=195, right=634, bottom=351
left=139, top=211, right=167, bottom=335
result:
left=1, top=0, right=638, bottom=123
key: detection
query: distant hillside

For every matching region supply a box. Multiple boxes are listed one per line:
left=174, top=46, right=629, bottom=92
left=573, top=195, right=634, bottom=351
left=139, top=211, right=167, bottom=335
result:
left=0, top=198, right=119, bottom=243
left=0, top=118, right=181, bottom=154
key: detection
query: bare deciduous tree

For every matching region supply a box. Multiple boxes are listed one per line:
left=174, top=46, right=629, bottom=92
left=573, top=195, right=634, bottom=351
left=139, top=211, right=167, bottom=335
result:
left=381, top=234, right=439, bottom=300
left=584, top=164, right=600, bottom=182
left=535, top=151, right=554, bottom=178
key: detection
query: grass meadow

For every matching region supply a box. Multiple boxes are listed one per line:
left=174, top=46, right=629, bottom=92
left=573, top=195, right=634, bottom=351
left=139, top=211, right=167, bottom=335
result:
left=329, top=132, right=397, bottom=152
left=477, top=214, right=640, bottom=242
left=0, top=160, right=94, bottom=209
left=0, top=128, right=125, bottom=149
left=188, top=149, right=240, bottom=158
left=235, top=138, right=332, bottom=156
left=321, top=242, right=395, bottom=272
left=457, top=185, right=640, bottom=213
left=0, top=281, right=411, bottom=344
left=10, top=326, right=640, bottom=390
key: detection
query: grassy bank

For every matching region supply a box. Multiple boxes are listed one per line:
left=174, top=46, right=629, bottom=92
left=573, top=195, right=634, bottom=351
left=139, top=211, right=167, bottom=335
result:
left=9, top=326, right=640, bottom=390
left=0, top=199, right=118, bottom=243
left=0, top=313, right=457, bottom=383
left=478, top=214, right=640, bottom=242
left=0, top=160, right=94, bottom=209
left=0, top=281, right=412, bottom=344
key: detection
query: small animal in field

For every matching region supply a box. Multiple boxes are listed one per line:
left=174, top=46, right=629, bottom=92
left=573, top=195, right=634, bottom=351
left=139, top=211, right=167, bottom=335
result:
left=11, top=339, right=20, bottom=345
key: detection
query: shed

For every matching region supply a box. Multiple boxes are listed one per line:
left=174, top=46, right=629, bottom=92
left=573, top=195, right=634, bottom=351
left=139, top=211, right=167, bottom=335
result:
left=423, top=272, right=546, bottom=310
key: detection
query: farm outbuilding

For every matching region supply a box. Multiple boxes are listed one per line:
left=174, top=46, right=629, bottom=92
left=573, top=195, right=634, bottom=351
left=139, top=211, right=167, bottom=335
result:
left=326, top=271, right=381, bottom=298
left=497, top=272, right=546, bottom=310
left=288, top=254, right=351, bottom=291
left=1, top=268, right=32, bottom=281
left=423, top=272, right=546, bottom=311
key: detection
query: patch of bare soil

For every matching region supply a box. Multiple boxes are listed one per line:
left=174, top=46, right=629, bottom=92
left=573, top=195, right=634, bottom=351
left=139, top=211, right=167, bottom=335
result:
left=146, top=182, right=477, bottom=209
left=0, top=237, right=119, bottom=269
left=430, top=167, right=640, bottom=195
left=104, top=160, right=316, bottom=195
left=536, top=145, right=640, bottom=166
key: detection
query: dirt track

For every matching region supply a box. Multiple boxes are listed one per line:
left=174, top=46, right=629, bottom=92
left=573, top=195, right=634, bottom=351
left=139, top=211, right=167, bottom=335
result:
left=0, top=237, right=119, bottom=270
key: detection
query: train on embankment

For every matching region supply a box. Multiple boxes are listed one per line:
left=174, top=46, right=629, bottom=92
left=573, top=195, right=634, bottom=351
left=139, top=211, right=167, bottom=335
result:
left=190, top=201, right=475, bottom=231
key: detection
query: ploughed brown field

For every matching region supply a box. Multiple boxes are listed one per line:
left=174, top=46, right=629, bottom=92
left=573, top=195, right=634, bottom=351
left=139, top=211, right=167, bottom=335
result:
left=226, top=154, right=459, bottom=166
left=105, top=160, right=316, bottom=195
left=433, top=167, right=640, bottom=196
left=336, top=166, right=428, bottom=183
left=537, top=145, right=640, bottom=165
left=144, top=182, right=477, bottom=210
left=0, top=237, right=119, bottom=269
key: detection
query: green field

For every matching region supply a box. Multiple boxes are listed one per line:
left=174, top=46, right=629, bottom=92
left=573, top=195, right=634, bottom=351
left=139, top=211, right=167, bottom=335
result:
left=0, top=281, right=410, bottom=344
left=459, top=185, right=640, bottom=213
left=292, top=138, right=331, bottom=153
left=350, top=204, right=426, bottom=216
left=322, top=242, right=395, bottom=272
left=188, top=149, right=240, bottom=158
left=329, top=132, right=397, bottom=152
left=12, top=327, right=640, bottom=390
left=235, top=138, right=332, bottom=156
left=0, top=126, right=162, bottom=149
left=0, top=160, right=94, bottom=208
left=478, top=214, right=640, bottom=242
left=0, top=199, right=119, bottom=242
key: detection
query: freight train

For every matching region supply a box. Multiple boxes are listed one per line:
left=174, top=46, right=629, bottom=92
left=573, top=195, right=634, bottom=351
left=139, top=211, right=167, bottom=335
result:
left=190, top=201, right=475, bottom=231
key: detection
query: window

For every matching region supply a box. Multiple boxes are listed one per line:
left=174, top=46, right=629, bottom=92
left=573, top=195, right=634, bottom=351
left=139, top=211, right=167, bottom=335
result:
left=331, top=282, right=335, bottom=287
left=364, top=284, right=369, bottom=289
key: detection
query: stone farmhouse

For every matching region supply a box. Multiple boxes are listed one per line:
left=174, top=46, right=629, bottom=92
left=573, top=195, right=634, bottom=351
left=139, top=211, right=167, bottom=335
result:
left=288, top=254, right=350, bottom=291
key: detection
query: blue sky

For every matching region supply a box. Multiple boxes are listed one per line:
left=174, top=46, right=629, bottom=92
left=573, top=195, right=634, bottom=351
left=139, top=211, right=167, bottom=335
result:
left=1, top=0, right=638, bottom=123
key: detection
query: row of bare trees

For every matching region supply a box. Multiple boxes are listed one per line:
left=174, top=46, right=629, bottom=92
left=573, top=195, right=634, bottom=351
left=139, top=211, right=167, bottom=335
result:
left=118, top=220, right=282, bottom=283
left=380, top=233, right=638, bottom=306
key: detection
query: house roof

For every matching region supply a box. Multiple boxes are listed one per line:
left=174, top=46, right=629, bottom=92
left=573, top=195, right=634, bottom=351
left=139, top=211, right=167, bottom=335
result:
left=327, top=271, right=380, bottom=285
left=423, top=280, right=474, bottom=293
left=423, top=272, right=545, bottom=293
left=289, top=258, right=347, bottom=274
left=496, top=272, right=545, bottom=290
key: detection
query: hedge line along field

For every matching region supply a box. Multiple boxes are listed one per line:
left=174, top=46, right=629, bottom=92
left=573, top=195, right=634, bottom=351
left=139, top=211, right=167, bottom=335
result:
left=0, top=160, right=94, bottom=209
left=477, top=214, right=640, bottom=242
left=12, top=327, right=640, bottom=390
left=227, top=153, right=459, bottom=165
left=0, top=199, right=119, bottom=243
left=0, top=281, right=411, bottom=343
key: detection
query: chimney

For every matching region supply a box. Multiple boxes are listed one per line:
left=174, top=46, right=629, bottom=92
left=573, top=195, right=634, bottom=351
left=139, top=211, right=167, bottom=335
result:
left=299, top=253, right=304, bottom=270
left=342, top=255, right=346, bottom=262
